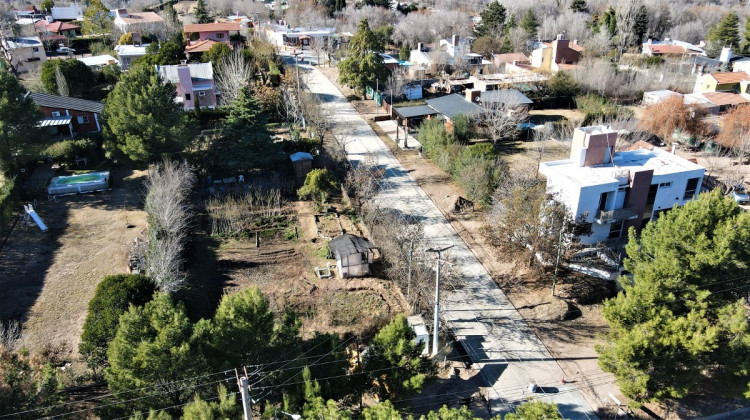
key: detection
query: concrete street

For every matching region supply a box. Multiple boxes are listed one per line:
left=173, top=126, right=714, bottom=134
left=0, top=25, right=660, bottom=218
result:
left=285, top=53, right=599, bottom=419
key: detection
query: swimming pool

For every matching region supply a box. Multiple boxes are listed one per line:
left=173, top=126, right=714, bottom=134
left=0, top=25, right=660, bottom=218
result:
left=48, top=171, right=110, bottom=196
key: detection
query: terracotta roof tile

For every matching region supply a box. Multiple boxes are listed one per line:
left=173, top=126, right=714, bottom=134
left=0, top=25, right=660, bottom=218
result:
left=493, top=52, right=528, bottom=64
left=710, top=71, right=750, bottom=84
left=119, top=12, right=164, bottom=24
left=702, top=91, right=749, bottom=106
left=646, top=45, right=686, bottom=55
left=185, top=39, right=231, bottom=53
left=183, top=22, right=241, bottom=33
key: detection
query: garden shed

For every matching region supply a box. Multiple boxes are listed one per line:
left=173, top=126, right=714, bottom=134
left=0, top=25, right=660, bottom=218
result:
left=290, top=151, right=313, bottom=182
left=329, top=233, right=374, bottom=278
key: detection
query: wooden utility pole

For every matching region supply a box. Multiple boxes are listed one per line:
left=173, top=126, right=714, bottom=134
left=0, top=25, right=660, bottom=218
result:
left=552, top=227, right=564, bottom=297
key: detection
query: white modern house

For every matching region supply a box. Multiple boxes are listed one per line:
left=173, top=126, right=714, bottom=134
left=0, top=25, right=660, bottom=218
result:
left=114, top=44, right=148, bottom=70
left=51, top=4, right=83, bottom=21
left=1, top=36, right=46, bottom=73
left=539, top=126, right=705, bottom=244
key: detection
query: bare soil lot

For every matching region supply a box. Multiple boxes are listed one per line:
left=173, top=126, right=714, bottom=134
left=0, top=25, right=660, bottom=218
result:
left=0, top=167, right=147, bottom=359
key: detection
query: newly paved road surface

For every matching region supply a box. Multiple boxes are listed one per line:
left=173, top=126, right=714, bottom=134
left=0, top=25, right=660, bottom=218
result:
left=289, top=54, right=599, bottom=419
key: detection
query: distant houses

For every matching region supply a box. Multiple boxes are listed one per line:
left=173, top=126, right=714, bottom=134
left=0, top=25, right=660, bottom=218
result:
left=111, top=9, right=165, bottom=34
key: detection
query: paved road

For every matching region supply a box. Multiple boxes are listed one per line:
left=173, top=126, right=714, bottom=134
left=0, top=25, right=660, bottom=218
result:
left=290, top=54, right=599, bottom=419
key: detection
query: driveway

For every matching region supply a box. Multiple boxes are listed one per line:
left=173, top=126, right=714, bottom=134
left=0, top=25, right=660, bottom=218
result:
left=292, top=54, right=598, bottom=419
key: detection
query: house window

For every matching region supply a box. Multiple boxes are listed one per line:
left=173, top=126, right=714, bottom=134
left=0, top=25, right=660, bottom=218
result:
left=77, top=115, right=89, bottom=124
left=608, top=221, right=623, bottom=239
left=217, top=33, right=224, bottom=38
left=51, top=111, right=61, bottom=117
left=185, top=93, right=192, bottom=101
left=198, top=91, right=206, bottom=96
left=32, top=47, right=39, bottom=52
left=659, top=181, right=672, bottom=188
left=684, top=178, right=699, bottom=200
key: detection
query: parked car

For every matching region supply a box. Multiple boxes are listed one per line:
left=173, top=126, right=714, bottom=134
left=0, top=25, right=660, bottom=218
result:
left=727, top=184, right=749, bottom=205
left=56, top=46, right=75, bottom=55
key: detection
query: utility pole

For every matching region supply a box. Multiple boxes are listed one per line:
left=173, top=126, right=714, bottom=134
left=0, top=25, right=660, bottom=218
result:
left=406, top=239, right=414, bottom=303
left=237, top=369, right=253, bottom=420
left=291, top=50, right=305, bottom=129
left=426, top=245, right=453, bottom=357
left=552, top=227, right=564, bottom=297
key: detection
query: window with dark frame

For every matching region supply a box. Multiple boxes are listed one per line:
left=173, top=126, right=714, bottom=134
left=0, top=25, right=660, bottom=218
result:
left=185, top=93, right=191, bottom=101
left=684, top=178, right=699, bottom=200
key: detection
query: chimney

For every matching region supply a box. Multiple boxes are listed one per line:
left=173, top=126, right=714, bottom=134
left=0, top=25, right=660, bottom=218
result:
left=179, top=59, right=187, bottom=66
left=132, top=32, right=142, bottom=45
left=719, top=46, right=733, bottom=63
left=556, top=33, right=565, bottom=41
left=417, top=42, right=423, bottom=51
left=646, top=38, right=652, bottom=45
left=452, top=34, right=459, bottom=47
left=671, top=142, right=677, bottom=154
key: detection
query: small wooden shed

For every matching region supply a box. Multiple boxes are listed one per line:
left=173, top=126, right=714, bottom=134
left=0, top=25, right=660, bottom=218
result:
left=329, top=234, right=374, bottom=278
left=290, top=151, right=313, bottom=182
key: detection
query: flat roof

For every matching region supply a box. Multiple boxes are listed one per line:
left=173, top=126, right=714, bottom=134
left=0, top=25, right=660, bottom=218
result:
left=425, top=93, right=483, bottom=118
left=540, top=147, right=705, bottom=187
left=394, top=105, right=437, bottom=119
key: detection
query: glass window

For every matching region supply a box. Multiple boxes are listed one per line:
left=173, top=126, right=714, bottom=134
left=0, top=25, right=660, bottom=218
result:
left=608, top=221, right=623, bottom=239
left=51, top=111, right=61, bottom=117
left=185, top=93, right=191, bottom=101
left=77, top=115, right=89, bottom=124
left=684, top=178, right=699, bottom=200
left=32, top=47, right=39, bottom=52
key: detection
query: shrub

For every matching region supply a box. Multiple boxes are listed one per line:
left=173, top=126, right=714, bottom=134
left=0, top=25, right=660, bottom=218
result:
left=43, top=138, right=99, bottom=165
left=117, top=33, right=133, bottom=45
left=79, top=274, right=156, bottom=373
left=298, top=168, right=338, bottom=207
left=644, top=55, right=665, bottom=67
left=575, top=93, right=632, bottom=126
left=0, top=176, right=18, bottom=235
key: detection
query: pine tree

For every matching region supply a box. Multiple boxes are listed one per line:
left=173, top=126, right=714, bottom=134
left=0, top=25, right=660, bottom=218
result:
left=745, top=18, right=750, bottom=53
left=597, top=191, right=750, bottom=403
left=633, top=5, right=649, bottom=45
left=337, top=18, right=388, bottom=95
left=474, top=2, right=506, bottom=39
left=570, top=0, right=588, bottom=13
left=707, top=11, right=740, bottom=52
left=82, top=0, right=112, bottom=38
left=102, top=64, right=191, bottom=165
left=193, top=0, right=212, bottom=24
left=602, top=6, right=617, bottom=37
left=0, top=69, right=46, bottom=170
left=521, top=9, right=539, bottom=39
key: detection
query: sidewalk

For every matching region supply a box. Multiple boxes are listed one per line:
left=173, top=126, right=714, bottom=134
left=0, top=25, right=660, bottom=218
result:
left=376, top=120, right=422, bottom=150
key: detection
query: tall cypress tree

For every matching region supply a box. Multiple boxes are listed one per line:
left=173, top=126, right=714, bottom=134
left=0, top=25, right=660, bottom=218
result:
left=708, top=11, right=740, bottom=50
left=521, top=9, right=539, bottom=39
left=633, top=5, right=649, bottom=45
left=474, top=2, right=506, bottom=39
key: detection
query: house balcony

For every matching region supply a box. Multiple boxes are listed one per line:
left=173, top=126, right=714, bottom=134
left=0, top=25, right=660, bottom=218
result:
left=595, top=207, right=639, bottom=224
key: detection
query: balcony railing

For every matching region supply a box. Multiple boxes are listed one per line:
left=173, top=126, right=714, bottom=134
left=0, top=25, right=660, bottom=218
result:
left=595, top=207, right=639, bottom=224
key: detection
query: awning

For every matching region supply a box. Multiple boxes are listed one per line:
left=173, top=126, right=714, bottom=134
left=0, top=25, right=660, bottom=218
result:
left=394, top=105, right=437, bottom=119
left=39, top=116, right=72, bottom=127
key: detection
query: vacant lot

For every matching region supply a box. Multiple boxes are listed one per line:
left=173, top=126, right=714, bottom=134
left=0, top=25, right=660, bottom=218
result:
left=0, top=167, right=147, bottom=359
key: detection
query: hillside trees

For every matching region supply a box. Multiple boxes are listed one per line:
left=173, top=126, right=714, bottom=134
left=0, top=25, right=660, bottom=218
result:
left=597, top=191, right=750, bottom=403
left=338, top=19, right=388, bottom=95
left=706, top=11, right=740, bottom=56
left=103, top=64, right=192, bottom=164
left=193, top=0, right=212, bottom=24
left=82, top=0, right=112, bottom=38
left=40, top=59, right=94, bottom=98
left=0, top=69, right=45, bottom=170
left=474, top=2, right=506, bottom=39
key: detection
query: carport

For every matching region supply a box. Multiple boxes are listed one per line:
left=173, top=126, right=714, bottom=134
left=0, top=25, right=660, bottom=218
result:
left=393, top=105, right=438, bottom=145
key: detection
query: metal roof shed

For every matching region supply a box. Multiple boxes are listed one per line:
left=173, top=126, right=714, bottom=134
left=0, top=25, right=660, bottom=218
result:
left=479, top=89, right=533, bottom=106
left=328, top=234, right=374, bottom=278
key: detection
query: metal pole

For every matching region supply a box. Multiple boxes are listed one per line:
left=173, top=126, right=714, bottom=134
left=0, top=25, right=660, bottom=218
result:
left=427, top=245, right=453, bottom=357
left=406, top=239, right=413, bottom=302
left=375, top=79, right=379, bottom=116
left=552, top=227, right=564, bottom=297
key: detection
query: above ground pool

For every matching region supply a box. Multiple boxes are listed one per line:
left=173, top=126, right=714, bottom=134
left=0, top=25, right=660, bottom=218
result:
left=47, top=171, right=110, bottom=196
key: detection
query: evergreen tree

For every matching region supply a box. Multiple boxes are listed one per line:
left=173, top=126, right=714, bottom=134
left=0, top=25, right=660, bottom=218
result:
left=504, top=400, right=562, bottom=420
left=744, top=18, right=750, bottom=53
left=597, top=191, right=750, bottom=403
left=474, top=2, right=506, bottom=39
left=182, top=385, right=242, bottom=419
left=40, top=0, right=53, bottom=14
left=193, top=0, right=212, bottom=24
left=106, top=293, right=209, bottom=409
left=337, top=19, right=388, bottom=95
left=521, top=9, right=539, bottom=39
left=102, top=64, right=191, bottom=165
left=570, top=0, right=588, bottom=13
left=364, top=314, right=434, bottom=401
left=633, top=5, right=649, bottom=45
left=82, top=0, right=112, bottom=38
left=202, top=42, right=231, bottom=64
left=0, top=69, right=46, bottom=170
left=602, top=6, right=617, bottom=37
left=40, top=59, right=94, bottom=98
left=707, top=11, right=741, bottom=53
left=79, top=274, right=156, bottom=373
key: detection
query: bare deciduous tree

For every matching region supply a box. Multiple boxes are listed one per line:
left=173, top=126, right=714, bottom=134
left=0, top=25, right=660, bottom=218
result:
left=479, top=100, right=526, bottom=144
left=55, top=65, right=69, bottom=97
left=144, top=160, right=196, bottom=293
left=215, top=49, right=254, bottom=106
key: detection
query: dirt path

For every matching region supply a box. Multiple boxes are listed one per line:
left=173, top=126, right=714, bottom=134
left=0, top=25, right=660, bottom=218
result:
left=0, top=167, right=147, bottom=359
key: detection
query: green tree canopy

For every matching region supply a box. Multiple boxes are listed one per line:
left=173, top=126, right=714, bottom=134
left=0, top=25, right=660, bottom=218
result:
left=102, top=63, right=192, bottom=165
left=504, top=400, right=562, bottom=420
left=297, top=168, right=338, bottom=206
left=40, top=0, right=54, bottom=14
left=40, top=59, right=94, bottom=98
left=547, top=71, right=580, bottom=98
left=633, top=5, right=649, bottom=45
left=338, top=18, right=388, bottom=95
left=0, top=69, right=46, bottom=170
left=364, top=314, right=433, bottom=401
left=707, top=11, right=741, bottom=56
left=82, top=0, right=112, bottom=37
left=181, top=385, right=242, bottom=420
left=520, top=9, right=539, bottom=39
left=193, top=0, right=212, bottom=24
left=106, top=293, right=208, bottom=409
left=202, top=42, right=232, bottom=64
left=474, top=2, right=506, bottom=39
left=79, top=274, right=156, bottom=373
left=597, top=191, right=750, bottom=403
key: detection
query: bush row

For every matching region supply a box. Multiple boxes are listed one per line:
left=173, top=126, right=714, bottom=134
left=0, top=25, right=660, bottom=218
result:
left=417, top=117, right=500, bottom=206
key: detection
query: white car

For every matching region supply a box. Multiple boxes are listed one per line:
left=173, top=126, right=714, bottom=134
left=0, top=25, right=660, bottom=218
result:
left=728, top=184, right=750, bottom=205
left=56, top=46, right=75, bottom=55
